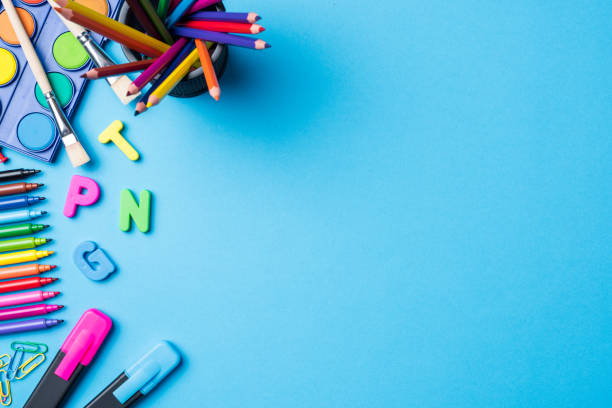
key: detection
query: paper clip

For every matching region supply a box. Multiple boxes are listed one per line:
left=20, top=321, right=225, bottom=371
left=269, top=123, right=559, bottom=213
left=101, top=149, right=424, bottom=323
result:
left=6, top=348, right=24, bottom=381
left=15, top=353, right=45, bottom=380
left=0, top=370, right=10, bottom=406
left=10, top=341, right=48, bottom=354
left=0, top=356, right=9, bottom=370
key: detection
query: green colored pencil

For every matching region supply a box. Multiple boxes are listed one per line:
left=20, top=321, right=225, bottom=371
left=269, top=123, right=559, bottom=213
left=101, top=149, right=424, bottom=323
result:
left=157, top=0, right=170, bottom=19
left=139, top=0, right=173, bottom=42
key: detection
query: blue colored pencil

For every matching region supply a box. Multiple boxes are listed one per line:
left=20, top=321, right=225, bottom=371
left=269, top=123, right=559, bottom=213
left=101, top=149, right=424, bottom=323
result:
left=165, top=0, right=197, bottom=28
left=187, top=11, right=261, bottom=23
left=173, top=26, right=270, bottom=49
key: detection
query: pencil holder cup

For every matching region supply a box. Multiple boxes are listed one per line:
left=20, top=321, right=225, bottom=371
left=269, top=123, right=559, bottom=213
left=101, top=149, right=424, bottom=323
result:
left=117, top=1, right=229, bottom=98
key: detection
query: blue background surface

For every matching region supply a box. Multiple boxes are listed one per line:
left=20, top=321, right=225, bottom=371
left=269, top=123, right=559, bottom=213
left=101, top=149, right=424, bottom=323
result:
left=0, top=0, right=611, bottom=406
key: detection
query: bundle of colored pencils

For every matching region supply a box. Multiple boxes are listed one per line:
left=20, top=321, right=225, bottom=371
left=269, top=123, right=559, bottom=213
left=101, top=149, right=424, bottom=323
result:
left=59, top=0, right=269, bottom=114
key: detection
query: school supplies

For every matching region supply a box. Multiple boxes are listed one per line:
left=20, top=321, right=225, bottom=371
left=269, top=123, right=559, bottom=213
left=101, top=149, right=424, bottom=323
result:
left=125, top=0, right=163, bottom=41
left=0, top=264, right=55, bottom=280
left=0, top=182, right=43, bottom=198
left=0, top=209, right=46, bottom=225
left=11, top=341, right=48, bottom=354
left=0, top=223, right=48, bottom=239
left=84, top=341, right=181, bottom=408
left=47, top=0, right=139, bottom=105
left=0, top=196, right=44, bottom=211
left=189, top=10, right=261, bottom=23
left=24, top=309, right=112, bottom=408
left=73, top=241, right=116, bottom=281
left=0, top=150, right=8, bottom=164
left=0, top=0, right=90, bottom=167
left=139, top=0, right=174, bottom=43
left=0, top=277, right=58, bottom=294
left=0, top=169, right=40, bottom=183
left=63, top=175, right=100, bottom=217
left=0, top=237, right=51, bottom=253
left=157, top=0, right=171, bottom=19
left=165, top=0, right=197, bottom=28
left=181, top=20, right=264, bottom=34
left=147, top=48, right=200, bottom=107
left=15, top=353, right=46, bottom=380
left=0, top=291, right=59, bottom=308
left=98, top=121, right=140, bottom=161
left=0, top=304, right=62, bottom=321
left=187, top=0, right=220, bottom=14
left=195, top=39, right=220, bottom=100
left=0, top=250, right=54, bottom=266
left=173, top=26, right=270, bottom=49
left=0, top=318, right=62, bottom=335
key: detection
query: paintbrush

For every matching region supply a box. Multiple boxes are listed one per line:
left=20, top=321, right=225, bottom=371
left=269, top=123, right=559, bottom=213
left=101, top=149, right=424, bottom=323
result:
left=1, top=0, right=90, bottom=167
left=47, top=0, right=139, bottom=104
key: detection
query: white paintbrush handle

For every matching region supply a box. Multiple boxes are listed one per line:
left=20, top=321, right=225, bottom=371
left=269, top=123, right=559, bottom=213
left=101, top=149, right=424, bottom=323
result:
left=0, top=0, right=52, bottom=93
left=47, top=0, right=87, bottom=36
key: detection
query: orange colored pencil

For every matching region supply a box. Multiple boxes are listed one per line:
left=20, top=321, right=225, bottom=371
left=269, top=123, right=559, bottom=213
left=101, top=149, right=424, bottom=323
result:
left=0, top=264, right=55, bottom=281
left=194, top=39, right=219, bottom=100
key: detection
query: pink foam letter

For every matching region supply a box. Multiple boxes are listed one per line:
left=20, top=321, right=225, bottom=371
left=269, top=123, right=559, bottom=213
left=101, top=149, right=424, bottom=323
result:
left=63, top=175, right=101, bottom=218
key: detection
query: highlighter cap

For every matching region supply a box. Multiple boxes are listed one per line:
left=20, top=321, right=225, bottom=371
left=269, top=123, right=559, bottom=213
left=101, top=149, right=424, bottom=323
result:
left=113, top=341, right=181, bottom=404
left=55, top=309, right=112, bottom=380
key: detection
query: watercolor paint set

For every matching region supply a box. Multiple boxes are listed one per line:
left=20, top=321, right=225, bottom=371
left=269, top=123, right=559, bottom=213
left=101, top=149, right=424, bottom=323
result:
left=0, top=0, right=124, bottom=162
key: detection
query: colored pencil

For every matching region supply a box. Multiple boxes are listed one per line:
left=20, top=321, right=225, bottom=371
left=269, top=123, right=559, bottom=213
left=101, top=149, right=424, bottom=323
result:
left=134, top=40, right=195, bottom=115
left=0, top=277, right=58, bottom=294
left=186, top=0, right=219, bottom=14
left=128, top=37, right=188, bottom=95
left=194, top=39, right=219, bottom=100
left=125, top=0, right=163, bottom=41
left=165, top=0, right=197, bottom=28
left=147, top=48, right=199, bottom=107
left=81, top=59, right=157, bottom=79
left=173, top=26, right=270, bottom=49
left=188, top=11, right=261, bottom=23
left=56, top=0, right=170, bottom=55
left=0, top=304, right=63, bottom=321
left=138, top=0, right=174, bottom=44
left=157, top=0, right=170, bottom=19
left=181, top=20, right=264, bottom=34
left=167, top=0, right=181, bottom=14
left=0, top=264, right=55, bottom=281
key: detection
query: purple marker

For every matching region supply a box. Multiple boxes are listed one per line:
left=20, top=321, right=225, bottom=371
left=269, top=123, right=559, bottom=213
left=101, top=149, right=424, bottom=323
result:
left=0, top=318, right=63, bottom=335
left=173, top=26, right=270, bottom=50
left=0, top=304, right=63, bottom=321
left=187, top=11, right=261, bottom=24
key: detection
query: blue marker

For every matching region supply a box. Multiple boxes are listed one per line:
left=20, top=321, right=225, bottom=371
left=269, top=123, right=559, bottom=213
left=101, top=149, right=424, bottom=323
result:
left=0, top=195, right=45, bottom=211
left=0, top=209, right=46, bottom=225
left=84, top=341, right=181, bottom=408
left=165, top=0, right=197, bottom=28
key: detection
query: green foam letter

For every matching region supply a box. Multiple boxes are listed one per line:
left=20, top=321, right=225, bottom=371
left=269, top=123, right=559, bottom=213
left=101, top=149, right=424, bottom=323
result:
left=120, top=189, right=152, bottom=233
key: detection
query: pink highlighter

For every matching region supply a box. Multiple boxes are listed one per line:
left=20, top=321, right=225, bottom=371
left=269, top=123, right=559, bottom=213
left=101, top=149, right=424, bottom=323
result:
left=24, top=309, right=112, bottom=408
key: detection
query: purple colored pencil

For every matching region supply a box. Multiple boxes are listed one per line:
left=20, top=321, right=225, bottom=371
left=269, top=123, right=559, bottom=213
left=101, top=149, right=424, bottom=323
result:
left=188, top=11, right=261, bottom=23
left=0, top=318, right=63, bottom=335
left=187, top=0, right=219, bottom=14
left=128, top=37, right=189, bottom=95
left=172, top=26, right=270, bottom=49
left=0, top=303, right=63, bottom=321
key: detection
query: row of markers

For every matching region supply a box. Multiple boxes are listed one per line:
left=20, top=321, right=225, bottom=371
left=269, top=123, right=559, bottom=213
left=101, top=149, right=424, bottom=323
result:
left=0, top=169, right=62, bottom=337
left=54, top=0, right=270, bottom=114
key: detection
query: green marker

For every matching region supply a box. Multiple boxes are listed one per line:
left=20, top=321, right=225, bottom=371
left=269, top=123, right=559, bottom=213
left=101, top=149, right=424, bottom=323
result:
left=0, top=223, right=49, bottom=239
left=0, top=237, right=51, bottom=253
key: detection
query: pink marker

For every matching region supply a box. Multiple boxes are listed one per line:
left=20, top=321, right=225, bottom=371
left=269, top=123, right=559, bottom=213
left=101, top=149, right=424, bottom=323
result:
left=0, top=303, right=63, bottom=321
left=0, top=290, right=59, bottom=308
left=24, top=309, right=112, bottom=408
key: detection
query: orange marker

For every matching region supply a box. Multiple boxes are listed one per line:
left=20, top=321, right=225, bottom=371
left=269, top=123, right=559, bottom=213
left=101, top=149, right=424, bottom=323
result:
left=0, top=264, right=55, bottom=281
left=194, top=39, right=220, bottom=101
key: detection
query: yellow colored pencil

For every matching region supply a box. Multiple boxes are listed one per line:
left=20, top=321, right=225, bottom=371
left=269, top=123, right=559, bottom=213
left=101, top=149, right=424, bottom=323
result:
left=146, top=48, right=199, bottom=108
left=57, top=0, right=170, bottom=55
left=0, top=250, right=54, bottom=266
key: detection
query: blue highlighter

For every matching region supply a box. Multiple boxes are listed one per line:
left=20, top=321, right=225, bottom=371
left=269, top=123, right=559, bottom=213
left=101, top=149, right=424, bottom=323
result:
left=84, top=341, right=181, bottom=408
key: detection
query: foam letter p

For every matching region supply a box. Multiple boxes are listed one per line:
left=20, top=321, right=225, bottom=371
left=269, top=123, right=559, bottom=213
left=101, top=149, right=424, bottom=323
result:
left=63, top=175, right=101, bottom=218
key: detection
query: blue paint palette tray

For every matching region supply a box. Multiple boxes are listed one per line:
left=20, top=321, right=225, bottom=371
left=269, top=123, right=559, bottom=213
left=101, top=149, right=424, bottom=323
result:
left=0, top=0, right=124, bottom=163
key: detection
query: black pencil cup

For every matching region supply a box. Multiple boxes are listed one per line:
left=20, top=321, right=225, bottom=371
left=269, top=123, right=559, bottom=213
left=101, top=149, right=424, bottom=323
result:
left=117, top=1, right=229, bottom=98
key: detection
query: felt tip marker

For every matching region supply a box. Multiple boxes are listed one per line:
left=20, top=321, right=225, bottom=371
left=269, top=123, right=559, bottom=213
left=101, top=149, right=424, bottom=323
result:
left=0, top=290, right=60, bottom=308
left=0, top=249, right=54, bottom=266
left=0, top=169, right=40, bottom=182
left=0, top=182, right=43, bottom=197
left=0, top=264, right=55, bottom=280
left=0, top=237, right=51, bottom=253
left=0, top=223, right=49, bottom=239
left=0, top=318, right=63, bottom=335
left=0, top=276, right=58, bottom=294
left=0, top=303, right=63, bottom=321
left=0, top=195, right=45, bottom=211
left=0, top=209, right=46, bottom=225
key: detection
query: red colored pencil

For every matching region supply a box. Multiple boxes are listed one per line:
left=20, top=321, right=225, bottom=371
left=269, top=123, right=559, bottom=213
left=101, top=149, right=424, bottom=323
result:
left=180, top=20, right=264, bottom=34
left=195, top=39, right=219, bottom=100
left=0, top=277, right=58, bottom=294
left=81, top=59, right=157, bottom=79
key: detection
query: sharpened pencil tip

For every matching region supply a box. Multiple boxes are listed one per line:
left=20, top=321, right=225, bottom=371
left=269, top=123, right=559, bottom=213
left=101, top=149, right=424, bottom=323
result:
left=58, top=305, right=64, bottom=309
left=265, top=43, right=271, bottom=48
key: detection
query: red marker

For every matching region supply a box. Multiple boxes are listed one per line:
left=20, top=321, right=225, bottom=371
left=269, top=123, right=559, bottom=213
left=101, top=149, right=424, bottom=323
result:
left=0, top=276, right=58, bottom=294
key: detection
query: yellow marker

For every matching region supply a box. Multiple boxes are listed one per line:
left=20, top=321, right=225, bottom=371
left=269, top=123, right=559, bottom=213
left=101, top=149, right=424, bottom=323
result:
left=0, top=250, right=54, bottom=266
left=98, top=120, right=140, bottom=161
left=147, top=48, right=199, bottom=108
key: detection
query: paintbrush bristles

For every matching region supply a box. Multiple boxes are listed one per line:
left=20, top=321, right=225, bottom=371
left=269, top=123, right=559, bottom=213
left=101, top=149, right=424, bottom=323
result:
left=64, top=141, right=91, bottom=167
